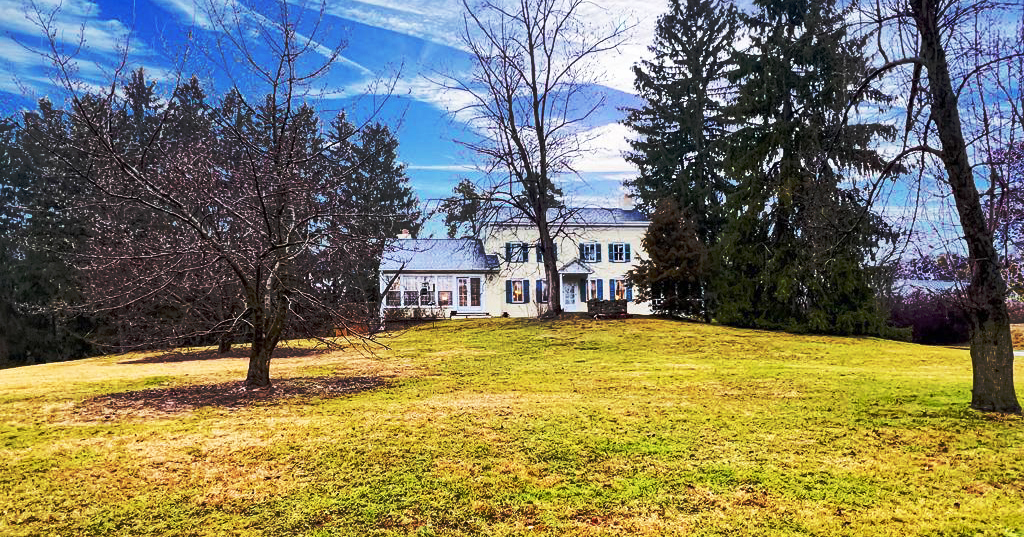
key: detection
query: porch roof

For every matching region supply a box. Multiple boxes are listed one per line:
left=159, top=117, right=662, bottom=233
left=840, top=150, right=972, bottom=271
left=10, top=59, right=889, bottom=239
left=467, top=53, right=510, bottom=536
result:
left=558, top=259, right=594, bottom=275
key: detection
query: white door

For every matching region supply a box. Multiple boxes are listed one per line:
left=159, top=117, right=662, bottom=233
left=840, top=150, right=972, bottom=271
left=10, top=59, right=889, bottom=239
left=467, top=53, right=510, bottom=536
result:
left=562, top=281, right=578, bottom=312
left=457, top=277, right=483, bottom=311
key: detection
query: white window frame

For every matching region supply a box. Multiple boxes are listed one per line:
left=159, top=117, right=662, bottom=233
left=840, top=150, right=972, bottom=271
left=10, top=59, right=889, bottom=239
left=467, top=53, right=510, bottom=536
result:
left=508, top=242, right=529, bottom=263
left=511, top=279, right=527, bottom=304
left=537, top=279, right=549, bottom=303
left=587, top=279, right=599, bottom=301
left=581, top=242, right=600, bottom=263
left=610, top=243, right=627, bottom=263
left=610, top=278, right=627, bottom=300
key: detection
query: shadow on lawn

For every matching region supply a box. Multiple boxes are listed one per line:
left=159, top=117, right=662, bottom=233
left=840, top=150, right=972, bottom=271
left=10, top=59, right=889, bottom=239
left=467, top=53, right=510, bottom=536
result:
left=119, top=346, right=326, bottom=364
left=78, top=375, right=388, bottom=418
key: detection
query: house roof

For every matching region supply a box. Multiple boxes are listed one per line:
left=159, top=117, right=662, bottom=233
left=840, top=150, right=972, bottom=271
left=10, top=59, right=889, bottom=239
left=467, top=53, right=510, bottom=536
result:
left=493, top=207, right=649, bottom=227
left=559, top=259, right=594, bottom=274
left=894, top=279, right=960, bottom=295
left=380, top=238, right=498, bottom=272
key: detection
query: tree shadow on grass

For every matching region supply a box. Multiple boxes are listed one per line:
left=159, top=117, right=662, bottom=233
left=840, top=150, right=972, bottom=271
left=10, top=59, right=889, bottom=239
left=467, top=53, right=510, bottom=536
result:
left=119, top=346, right=326, bottom=365
left=78, top=375, right=388, bottom=418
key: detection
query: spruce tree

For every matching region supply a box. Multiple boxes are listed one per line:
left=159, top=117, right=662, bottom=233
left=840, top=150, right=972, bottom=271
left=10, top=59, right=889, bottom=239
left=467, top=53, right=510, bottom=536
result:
left=716, top=0, right=897, bottom=335
left=627, top=198, right=711, bottom=320
left=623, top=0, right=737, bottom=246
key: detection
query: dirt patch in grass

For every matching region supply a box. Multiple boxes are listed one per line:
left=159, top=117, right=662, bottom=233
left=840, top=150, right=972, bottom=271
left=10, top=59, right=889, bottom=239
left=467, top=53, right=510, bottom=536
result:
left=119, top=346, right=328, bottom=364
left=75, top=375, right=389, bottom=418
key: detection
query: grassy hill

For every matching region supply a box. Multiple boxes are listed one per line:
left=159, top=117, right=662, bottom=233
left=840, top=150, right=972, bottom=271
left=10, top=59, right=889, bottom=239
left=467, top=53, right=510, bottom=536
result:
left=1, top=318, right=1022, bottom=536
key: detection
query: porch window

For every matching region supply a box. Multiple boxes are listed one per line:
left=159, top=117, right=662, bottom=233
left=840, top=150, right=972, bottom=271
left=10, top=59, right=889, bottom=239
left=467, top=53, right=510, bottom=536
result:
left=437, top=277, right=453, bottom=307
left=386, top=288, right=401, bottom=307
left=418, top=276, right=436, bottom=306
left=402, top=276, right=420, bottom=306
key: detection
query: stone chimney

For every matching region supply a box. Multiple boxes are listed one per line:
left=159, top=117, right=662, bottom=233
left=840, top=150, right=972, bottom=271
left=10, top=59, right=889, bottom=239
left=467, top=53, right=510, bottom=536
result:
left=396, top=229, right=412, bottom=239
left=620, top=193, right=635, bottom=210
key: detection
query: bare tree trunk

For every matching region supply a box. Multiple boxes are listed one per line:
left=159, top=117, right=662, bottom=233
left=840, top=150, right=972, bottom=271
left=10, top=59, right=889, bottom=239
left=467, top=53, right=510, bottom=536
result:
left=245, top=342, right=272, bottom=388
left=537, top=219, right=562, bottom=316
left=914, top=0, right=1020, bottom=413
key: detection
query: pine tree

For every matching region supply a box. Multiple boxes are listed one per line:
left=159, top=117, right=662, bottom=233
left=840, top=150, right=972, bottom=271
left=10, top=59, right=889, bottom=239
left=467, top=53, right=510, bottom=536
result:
left=627, top=199, right=711, bottom=320
left=715, top=0, right=897, bottom=335
left=623, top=0, right=737, bottom=246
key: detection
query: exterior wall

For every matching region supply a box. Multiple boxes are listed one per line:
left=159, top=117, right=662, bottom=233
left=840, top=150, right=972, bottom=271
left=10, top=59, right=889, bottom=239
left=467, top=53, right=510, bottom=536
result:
left=482, top=224, right=654, bottom=317
left=380, top=271, right=490, bottom=318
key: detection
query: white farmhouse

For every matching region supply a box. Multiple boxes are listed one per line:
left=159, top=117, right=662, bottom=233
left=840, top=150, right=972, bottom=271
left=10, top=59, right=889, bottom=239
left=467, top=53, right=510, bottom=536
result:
left=380, top=206, right=653, bottom=318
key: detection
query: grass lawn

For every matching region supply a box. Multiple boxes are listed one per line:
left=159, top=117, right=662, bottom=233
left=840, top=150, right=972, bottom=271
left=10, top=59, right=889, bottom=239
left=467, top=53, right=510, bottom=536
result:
left=2, top=317, right=1023, bottom=536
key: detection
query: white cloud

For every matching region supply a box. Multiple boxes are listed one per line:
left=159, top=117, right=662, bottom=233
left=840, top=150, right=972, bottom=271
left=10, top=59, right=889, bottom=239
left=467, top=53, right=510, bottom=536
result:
left=0, top=0, right=147, bottom=56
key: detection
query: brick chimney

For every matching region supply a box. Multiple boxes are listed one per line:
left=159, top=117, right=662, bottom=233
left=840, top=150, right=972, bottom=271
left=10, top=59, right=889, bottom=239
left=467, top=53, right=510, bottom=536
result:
left=620, top=193, right=634, bottom=210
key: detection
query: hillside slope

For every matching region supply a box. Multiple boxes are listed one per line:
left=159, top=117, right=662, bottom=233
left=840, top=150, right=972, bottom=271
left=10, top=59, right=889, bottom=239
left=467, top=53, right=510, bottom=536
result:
left=1, top=318, right=1022, bottom=536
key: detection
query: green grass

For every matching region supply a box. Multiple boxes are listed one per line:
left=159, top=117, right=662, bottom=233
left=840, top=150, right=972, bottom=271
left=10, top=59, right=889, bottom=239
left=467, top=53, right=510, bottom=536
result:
left=1, top=317, right=1023, bottom=536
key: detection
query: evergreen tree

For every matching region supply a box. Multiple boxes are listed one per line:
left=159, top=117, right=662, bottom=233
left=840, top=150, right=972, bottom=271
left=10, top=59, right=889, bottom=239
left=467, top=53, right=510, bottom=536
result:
left=627, top=198, right=711, bottom=320
left=623, top=0, right=737, bottom=246
left=716, top=0, right=897, bottom=335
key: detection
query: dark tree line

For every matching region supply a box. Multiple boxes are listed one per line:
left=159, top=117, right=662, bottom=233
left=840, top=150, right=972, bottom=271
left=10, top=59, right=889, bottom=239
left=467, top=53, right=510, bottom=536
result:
left=0, top=69, right=419, bottom=374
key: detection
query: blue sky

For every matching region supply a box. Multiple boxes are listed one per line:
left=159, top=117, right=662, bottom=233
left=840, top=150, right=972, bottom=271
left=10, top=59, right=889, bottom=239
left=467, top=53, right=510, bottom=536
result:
left=0, top=0, right=667, bottom=236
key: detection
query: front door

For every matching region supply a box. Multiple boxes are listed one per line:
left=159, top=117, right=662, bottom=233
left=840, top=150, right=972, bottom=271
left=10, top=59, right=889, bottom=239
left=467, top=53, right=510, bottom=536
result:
left=457, top=277, right=483, bottom=311
left=562, top=279, right=578, bottom=312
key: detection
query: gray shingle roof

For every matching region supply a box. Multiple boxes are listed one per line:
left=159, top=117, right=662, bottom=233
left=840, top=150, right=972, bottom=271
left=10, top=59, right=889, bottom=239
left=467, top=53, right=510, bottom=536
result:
left=380, top=238, right=498, bottom=272
left=493, top=207, right=649, bottom=226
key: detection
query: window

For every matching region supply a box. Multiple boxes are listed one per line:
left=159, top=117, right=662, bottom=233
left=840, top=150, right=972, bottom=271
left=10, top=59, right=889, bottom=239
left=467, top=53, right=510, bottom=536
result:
left=402, top=276, right=420, bottom=306
left=536, top=279, right=549, bottom=303
left=580, top=242, right=601, bottom=263
left=386, top=289, right=401, bottom=307
left=610, top=279, right=632, bottom=301
left=536, top=243, right=557, bottom=263
left=437, top=277, right=453, bottom=308
left=587, top=279, right=603, bottom=301
left=419, top=278, right=436, bottom=306
left=511, top=280, right=525, bottom=303
left=506, top=242, right=529, bottom=263
left=609, top=243, right=630, bottom=263
left=470, top=278, right=481, bottom=306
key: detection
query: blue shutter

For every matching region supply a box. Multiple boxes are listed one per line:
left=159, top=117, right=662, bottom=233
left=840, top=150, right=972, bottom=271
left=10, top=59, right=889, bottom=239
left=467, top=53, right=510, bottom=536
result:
left=505, top=243, right=512, bottom=262
left=578, top=243, right=585, bottom=260
left=523, top=280, right=530, bottom=303
left=627, top=283, right=633, bottom=302
left=536, top=279, right=543, bottom=302
left=536, top=243, right=543, bottom=263
left=505, top=280, right=513, bottom=303
left=596, top=245, right=602, bottom=262
left=579, top=279, right=586, bottom=302
left=625, top=244, right=631, bottom=262
left=610, top=280, right=617, bottom=299
left=597, top=279, right=604, bottom=300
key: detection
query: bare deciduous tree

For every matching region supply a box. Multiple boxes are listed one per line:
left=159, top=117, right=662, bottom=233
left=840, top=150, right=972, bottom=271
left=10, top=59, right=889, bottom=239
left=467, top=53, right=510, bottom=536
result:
left=856, top=0, right=1023, bottom=412
left=23, top=0, right=395, bottom=387
left=438, top=0, right=630, bottom=316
